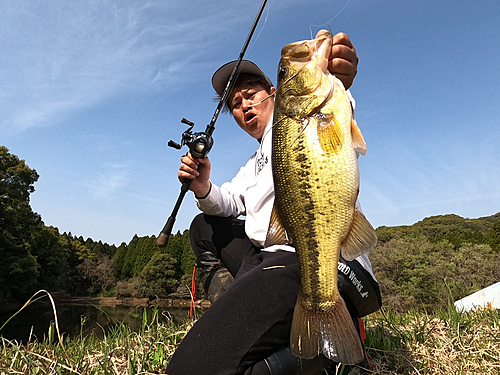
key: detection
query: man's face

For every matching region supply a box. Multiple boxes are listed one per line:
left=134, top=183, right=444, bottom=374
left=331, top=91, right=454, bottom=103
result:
left=230, top=83, right=276, bottom=140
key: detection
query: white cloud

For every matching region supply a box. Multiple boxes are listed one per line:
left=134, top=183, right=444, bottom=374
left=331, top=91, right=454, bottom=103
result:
left=0, top=0, right=253, bottom=134
left=87, top=166, right=129, bottom=199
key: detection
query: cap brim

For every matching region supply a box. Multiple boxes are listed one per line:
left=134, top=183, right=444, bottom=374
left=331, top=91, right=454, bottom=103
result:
left=211, top=60, right=274, bottom=97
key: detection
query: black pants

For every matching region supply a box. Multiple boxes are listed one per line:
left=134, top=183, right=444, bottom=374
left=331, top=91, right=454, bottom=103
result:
left=166, top=214, right=300, bottom=375
left=165, top=214, right=378, bottom=375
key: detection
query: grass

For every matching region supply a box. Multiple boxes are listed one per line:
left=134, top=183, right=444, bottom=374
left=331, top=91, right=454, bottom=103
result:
left=364, top=304, right=500, bottom=374
left=1, top=293, right=499, bottom=374
left=0, top=291, right=194, bottom=374
left=1, top=319, right=192, bottom=374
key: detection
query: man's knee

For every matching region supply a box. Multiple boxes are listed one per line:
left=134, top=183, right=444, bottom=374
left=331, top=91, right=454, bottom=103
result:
left=189, top=213, right=208, bottom=248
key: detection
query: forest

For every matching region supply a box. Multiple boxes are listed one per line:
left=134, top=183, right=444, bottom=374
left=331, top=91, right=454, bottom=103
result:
left=1, top=145, right=500, bottom=312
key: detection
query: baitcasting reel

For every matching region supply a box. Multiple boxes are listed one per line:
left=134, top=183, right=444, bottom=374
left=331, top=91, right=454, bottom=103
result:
left=157, top=0, right=268, bottom=248
left=168, top=118, right=214, bottom=159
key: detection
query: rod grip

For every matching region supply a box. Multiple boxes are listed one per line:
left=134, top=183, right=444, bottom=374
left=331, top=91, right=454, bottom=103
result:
left=157, top=216, right=176, bottom=247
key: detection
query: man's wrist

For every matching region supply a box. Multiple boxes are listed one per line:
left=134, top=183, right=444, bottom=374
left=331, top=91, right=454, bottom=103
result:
left=195, top=181, right=212, bottom=200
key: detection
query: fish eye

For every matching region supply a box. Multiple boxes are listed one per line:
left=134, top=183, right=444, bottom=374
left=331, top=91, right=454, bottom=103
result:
left=278, top=66, right=288, bottom=80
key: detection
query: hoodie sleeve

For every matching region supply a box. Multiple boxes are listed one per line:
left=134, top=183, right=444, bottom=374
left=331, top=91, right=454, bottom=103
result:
left=194, top=154, right=256, bottom=217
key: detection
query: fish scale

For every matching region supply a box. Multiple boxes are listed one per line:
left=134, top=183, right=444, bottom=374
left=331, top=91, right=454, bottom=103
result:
left=267, top=32, right=377, bottom=364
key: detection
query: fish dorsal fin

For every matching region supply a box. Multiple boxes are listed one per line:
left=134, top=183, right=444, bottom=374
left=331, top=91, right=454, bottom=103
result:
left=264, top=204, right=290, bottom=247
left=317, top=115, right=343, bottom=154
left=351, top=119, right=367, bottom=156
left=340, top=207, right=377, bottom=260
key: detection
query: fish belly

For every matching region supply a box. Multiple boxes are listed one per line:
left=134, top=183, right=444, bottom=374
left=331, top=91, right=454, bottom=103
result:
left=272, top=91, right=365, bottom=364
left=274, top=116, right=357, bottom=301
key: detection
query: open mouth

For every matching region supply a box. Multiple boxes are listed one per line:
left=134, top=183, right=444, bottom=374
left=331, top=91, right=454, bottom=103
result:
left=245, top=113, right=257, bottom=123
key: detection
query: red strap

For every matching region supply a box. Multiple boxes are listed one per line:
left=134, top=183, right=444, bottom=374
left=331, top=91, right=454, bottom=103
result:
left=358, top=317, right=366, bottom=342
left=357, top=318, right=372, bottom=370
left=190, top=265, right=197, bottom=322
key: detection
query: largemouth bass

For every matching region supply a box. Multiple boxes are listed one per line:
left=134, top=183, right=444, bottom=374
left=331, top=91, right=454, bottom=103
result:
left=266, top=32, right=377, bottom=364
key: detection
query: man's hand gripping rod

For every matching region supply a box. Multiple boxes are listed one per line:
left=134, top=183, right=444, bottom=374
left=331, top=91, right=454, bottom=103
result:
left=157, top=0, right=268, bottom=247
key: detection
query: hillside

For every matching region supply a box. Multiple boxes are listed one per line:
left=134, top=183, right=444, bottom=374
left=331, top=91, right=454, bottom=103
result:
left=370, top=212, right=500, bottom=312
left=375, top=212, right=500, bottom=249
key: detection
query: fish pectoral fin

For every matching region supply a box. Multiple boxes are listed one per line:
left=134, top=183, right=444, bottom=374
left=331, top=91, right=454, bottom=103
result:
left=317, top=115, right=343, bottom=154
left=264, top=204, right=290, bottom=247
left=290, top=292, right=365, bottom=364
left=351, top=119, right=367, bottom=156
left=341, top=207, right=378, bottom=260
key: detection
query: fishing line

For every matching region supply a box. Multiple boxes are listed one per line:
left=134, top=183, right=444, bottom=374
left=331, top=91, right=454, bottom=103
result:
left=308, top=0, right=352, bottom=38
left=247, top=91, right=275, bottom=108
left=156, top=0, right=269, bottom=247
left=246, top=0, right=271, bottom=55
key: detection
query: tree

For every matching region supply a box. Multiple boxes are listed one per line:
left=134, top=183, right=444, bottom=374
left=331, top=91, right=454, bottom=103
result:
left=370, top=232, right=500, bottom=312
left=113, top=242, right=128, bottom=280
left=180, top=237, right=196, bottom=278
left=137, top=253, right=178, bottom=298
left=77, top=255, right=115, bottom=295
left=132, top=236, right=157, bottom=276
left=486, top=220, right=500, bottom=252
left=121, top=234, right=140, bottom=279
left=30, top=225, right=70, bottom=291
left=370, top=235, right=457, bottom=311
left=0, top=146, right=41, bottom=301
left=447, top=243, right=500, bottom=298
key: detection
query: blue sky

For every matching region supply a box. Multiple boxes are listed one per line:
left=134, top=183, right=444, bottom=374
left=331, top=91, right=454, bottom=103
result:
left=2, top=0, right=499, bottom=245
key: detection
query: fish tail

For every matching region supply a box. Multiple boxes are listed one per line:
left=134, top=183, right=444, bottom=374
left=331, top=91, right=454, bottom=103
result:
left=290, top=292, right=365, bottom=365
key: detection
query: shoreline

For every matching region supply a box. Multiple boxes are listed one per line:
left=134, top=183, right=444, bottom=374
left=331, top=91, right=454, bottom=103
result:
left=64, top=296, right=211, bottom=309
left=0, top=295, right=211, bottom=313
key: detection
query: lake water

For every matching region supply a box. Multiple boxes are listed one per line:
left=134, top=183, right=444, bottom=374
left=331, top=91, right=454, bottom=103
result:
left=0, top=300, right=196, bottom=344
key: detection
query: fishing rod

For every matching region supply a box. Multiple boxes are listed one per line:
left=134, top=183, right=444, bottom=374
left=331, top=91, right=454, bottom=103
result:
left=156, top=0, right=268, bottom=247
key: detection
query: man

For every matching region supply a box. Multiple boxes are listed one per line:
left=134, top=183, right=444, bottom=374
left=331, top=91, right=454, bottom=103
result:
left=166, top=31, right=381, bottom=375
